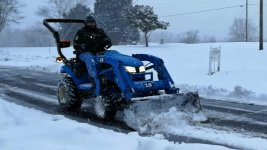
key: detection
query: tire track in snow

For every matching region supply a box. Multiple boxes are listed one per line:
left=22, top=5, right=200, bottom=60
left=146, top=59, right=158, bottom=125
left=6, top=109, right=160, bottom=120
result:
left=1, top=67, right=267, bottom=132
left=1, top=87, right=135, bottom=133
left=1, top=87, right=240, bottom=149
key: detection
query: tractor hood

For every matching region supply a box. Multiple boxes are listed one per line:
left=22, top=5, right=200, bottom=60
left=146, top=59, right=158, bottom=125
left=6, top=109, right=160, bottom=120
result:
left=104, top=50, right=143, bottom=67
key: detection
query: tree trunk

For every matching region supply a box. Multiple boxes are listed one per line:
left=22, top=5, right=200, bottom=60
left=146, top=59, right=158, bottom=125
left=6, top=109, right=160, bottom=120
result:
left=145, top=32, right=148, bottom=47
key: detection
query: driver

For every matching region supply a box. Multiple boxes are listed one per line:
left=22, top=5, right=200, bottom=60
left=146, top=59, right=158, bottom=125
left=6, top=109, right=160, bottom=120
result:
left=73, top=16, right=112, bottom=90
left=74, top=16, right=112, bottom=54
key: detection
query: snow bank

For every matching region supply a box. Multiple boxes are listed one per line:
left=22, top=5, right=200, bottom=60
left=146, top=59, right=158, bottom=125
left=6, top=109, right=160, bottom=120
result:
left=0, top=42, right=267, bottom=105
left=0, top=47, right=61, bottom=72
left=123, top=104, right=267, bottom=150
left=0, top=99, right=230, bottom=150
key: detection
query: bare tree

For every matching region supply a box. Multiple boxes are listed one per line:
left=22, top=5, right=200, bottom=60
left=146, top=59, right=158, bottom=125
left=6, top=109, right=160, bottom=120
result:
left=202, top=35, right=216, bottom=43
left=228, top=17, right=257, bottom=42
left=179, top=30, right=200, bottom=44
left=0, top=0, right=23, bottom=32
left=0, top=25, right=53, bottom=47
left=36, top=0, right=92, bottom=40
left=37, top=0, right=74, bottom=19
left=37, top=0, right=92, bottom=19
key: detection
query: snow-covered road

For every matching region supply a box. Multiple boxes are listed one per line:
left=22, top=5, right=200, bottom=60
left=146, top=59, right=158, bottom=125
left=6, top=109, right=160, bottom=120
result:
left=1, top=98, right=235, bottom=150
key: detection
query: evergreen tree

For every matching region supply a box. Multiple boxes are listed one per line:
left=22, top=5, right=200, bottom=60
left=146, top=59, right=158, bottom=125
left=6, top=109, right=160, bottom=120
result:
left=128, top=5, right=169, bottom=47
left=94, top=0, right=140, bottom=44
left=61, top=3, right=92, bottom=40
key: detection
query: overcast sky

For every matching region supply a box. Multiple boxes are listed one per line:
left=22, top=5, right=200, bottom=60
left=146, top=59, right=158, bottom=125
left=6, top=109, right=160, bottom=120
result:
left=12, top=0, right=266, bottom=40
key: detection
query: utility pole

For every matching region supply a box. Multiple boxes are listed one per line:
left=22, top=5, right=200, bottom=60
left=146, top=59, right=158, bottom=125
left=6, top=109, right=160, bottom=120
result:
left=246, top=0, right=248, bottom=42
left=259, top=0, right=264, bottom=50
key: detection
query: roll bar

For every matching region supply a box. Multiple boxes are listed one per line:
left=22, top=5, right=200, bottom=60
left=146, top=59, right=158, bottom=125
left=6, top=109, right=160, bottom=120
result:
left=43, top=19, right=85, bottom=61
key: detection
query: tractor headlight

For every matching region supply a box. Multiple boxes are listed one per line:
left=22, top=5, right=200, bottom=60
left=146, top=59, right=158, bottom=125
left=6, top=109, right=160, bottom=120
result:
left=125, top=66, right=136, bottom=73
left=139, top=66, right=145, bottom=72
left=125, top=66, right=146, bottom=73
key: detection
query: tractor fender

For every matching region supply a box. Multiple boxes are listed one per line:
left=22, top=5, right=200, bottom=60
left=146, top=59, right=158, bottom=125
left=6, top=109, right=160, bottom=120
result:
left=60, top=65, right=83, bottom=88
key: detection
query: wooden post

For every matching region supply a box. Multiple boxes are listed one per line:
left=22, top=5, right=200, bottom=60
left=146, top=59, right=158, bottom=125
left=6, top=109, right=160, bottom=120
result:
left=246, top=0, right=248, bottom=42
left=209, top=47, right=212, bottom=75
left=259, top=0, right=264, bottom=50
left=218, top=46, right=221, bottom=72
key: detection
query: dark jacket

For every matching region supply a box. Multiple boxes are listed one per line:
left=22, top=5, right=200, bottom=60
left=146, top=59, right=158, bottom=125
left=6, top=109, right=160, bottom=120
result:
left=74, top=26, right=112, bottom=54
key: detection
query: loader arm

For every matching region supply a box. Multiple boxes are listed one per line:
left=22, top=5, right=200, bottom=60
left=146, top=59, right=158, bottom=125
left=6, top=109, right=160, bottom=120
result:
left=132, top=54, right=177, bottom=94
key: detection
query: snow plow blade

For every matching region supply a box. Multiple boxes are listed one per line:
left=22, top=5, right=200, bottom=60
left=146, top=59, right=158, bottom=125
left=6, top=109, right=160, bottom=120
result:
left=123, top=92, right=206, bottom=132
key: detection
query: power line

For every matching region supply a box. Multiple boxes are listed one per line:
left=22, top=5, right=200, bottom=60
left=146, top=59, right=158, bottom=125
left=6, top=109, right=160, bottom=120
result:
left=159, top=4, right=245, bottom=18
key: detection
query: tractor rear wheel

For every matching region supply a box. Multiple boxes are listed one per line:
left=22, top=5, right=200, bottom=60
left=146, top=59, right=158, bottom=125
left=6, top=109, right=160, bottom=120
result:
left=57, top=76, right=83, bottom=111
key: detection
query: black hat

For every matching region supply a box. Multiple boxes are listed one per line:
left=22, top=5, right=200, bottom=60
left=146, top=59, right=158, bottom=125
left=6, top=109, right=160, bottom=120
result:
left=85, top=16, right=96, bottom=24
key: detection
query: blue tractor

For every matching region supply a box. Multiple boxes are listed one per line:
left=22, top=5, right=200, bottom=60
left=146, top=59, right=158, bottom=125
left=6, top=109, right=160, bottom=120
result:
left=43, top=19, right=202, bottom=120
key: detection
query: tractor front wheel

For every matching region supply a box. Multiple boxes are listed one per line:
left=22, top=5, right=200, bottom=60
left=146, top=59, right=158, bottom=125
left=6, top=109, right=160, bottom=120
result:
left=94, top=97, right=117, bottom=120
left=94, top=85, right=120, bottom=120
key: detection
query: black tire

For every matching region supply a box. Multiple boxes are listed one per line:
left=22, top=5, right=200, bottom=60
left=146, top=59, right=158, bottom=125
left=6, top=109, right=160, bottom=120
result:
left=94, top=97, right=117, bottom=120
left=57, top=76, right=83, bottom=111
left=94, top=85, right=120, bottom=120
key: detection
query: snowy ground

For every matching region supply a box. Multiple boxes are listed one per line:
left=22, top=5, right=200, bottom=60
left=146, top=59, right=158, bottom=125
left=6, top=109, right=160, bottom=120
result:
left=0, top=42, right=266, bottom=105
left=1, top=42, right=267, bottom=149
left=124, top=106, right=267, bottom=150
left=0, top=99, right=231, bottom=150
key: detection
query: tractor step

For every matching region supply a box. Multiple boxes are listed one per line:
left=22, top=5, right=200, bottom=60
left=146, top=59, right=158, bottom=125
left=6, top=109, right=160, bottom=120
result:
left=79, top=83, right=94, bottom=90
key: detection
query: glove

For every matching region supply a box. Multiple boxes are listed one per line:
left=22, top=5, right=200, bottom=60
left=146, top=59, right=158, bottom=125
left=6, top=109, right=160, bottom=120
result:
left=105, top=43, right=112, bottom=49
left=102, top=38, right=112, bottom=49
